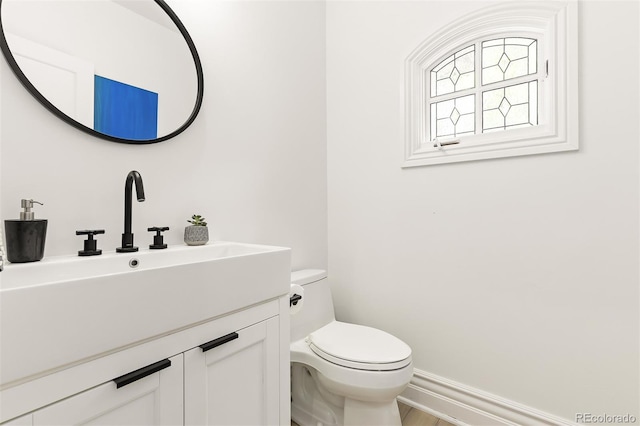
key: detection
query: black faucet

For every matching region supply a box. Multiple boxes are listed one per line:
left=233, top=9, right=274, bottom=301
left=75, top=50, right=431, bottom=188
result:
left=116, top=170, right=145, bottom=253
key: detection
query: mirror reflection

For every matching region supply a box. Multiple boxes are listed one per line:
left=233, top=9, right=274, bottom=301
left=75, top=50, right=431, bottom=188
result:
left=1, top=0, right=203, bottom=143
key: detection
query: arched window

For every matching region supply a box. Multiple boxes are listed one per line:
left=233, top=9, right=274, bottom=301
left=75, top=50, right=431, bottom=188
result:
left=404, top=2, right=578, bottom=167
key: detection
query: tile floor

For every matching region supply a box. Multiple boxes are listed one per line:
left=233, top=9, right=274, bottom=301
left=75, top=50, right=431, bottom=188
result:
left=291, top=401, right=456, bottom=426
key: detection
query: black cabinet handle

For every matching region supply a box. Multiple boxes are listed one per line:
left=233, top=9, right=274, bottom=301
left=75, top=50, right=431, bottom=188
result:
left=199, top=332, right=239, bottom=352
left=113, top=359, right=171, bottom=389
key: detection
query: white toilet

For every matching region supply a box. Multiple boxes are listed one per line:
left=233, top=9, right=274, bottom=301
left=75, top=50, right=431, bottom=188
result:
left=290, top=269, right=413, bottom=426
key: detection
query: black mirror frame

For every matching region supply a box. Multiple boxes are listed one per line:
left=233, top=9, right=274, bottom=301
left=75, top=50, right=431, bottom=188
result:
left=0, top=0, right=204, bottom=144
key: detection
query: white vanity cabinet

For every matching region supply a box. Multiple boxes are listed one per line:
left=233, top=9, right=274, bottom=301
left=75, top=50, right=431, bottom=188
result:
left=0, top=242, right=291, bottom=426
left=0, top=298, right=290, bottom=426
left=32, top=354, right=184, bottom=426
left=185, top=317, right=280, bottom=425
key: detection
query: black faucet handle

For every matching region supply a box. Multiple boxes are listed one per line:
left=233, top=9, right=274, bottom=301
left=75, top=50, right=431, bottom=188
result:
left=76, top=229, right=105, bottom=256
left=148, top=226, right=169, bottom=233
left=76, top=229, right=105, bottom=236
left=148, top=226, right=169, bottom=249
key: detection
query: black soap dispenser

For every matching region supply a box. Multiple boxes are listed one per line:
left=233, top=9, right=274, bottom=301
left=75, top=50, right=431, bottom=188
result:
left=4, top=199, right=48, bottom=263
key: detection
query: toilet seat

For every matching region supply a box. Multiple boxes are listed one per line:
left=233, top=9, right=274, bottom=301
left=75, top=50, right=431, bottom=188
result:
left=306, top=321, right=412, bottom=371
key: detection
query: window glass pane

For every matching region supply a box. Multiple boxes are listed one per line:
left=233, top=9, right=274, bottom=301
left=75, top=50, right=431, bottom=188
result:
left=456, top=93, right=474, bottom=114
left=456, top=114, right=474, bottom=135
left=506, top=104, right=529, bottom=126
left=430, top=72, right=437, bottom=97
left=435, top=58, right=455, bottom=80
left=505, top=37, right=536, bottom=46
left=482, top=38, right=504, bottom=47
left=528, top=41, right=537, bottom=74
left=482, top=87, right=503, bottom=110
left=430, top=94, right=475, bottom=140
left=482, top=45, right=503, bottom=68
left=481, top=38, right=537, bottom=85
left=456, top=51, right=474, bottom=73
left=436, top=118, right=455, bottom=138
left=456, top=72, right=474, bottom=92
left=430, top=103, right=437, bottom=139
left=504, top=57, right=528, bottom=80
left=482, top=81, right=538, bottom=132
left=483, top=109, right=504, bottom=130
left=430, top=45, right=475, bottom=97
left=436, top=99, right=454, bottom=119
left=427, top=38, right=540, bottom=141
left=482, top=66, right=503, bottom=85
left=436, top=78, right=454, bottom=96
left=504, top=81, right=529, bottom=104
left=529, top=80, right=538, bottom=124
left=504, top=44, right=528, bottom=60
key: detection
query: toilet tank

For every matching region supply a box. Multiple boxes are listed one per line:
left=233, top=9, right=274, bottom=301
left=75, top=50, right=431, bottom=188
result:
left=290, top=269, right=335, bottom=342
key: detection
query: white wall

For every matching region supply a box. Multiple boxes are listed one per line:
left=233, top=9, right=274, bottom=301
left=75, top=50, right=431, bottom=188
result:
left=1, top=0, right=327, bottom=272
left=327, top=0, right=639, bottom=422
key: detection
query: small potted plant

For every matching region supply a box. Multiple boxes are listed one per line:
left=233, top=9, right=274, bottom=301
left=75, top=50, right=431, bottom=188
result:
left=184, top=214, right=209, bottom=246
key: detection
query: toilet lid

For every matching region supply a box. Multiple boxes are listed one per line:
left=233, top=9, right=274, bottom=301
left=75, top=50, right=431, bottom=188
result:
left=307, top=321, right=412, bottom=371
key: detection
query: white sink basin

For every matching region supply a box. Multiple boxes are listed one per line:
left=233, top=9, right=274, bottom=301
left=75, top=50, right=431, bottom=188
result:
left=0, top=242, right=291, bottom=387
left=1, top=242, right=286, bottom=290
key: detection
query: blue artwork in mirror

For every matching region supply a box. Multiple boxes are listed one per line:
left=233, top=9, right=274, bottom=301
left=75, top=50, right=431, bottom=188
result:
left=94, top=75, right=158, bottom=140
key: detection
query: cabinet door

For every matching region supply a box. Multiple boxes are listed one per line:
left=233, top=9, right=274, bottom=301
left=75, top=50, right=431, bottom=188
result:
left=32, top=355, right=183, bottom=426
left=184, top=317, right=279, bottom=426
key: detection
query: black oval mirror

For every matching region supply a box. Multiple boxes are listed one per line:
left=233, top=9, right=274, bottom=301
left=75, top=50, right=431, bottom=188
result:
left=0, top=0, right=204, bottom=144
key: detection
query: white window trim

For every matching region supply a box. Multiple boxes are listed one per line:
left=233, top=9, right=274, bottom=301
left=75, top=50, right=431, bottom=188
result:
left=403, top=1, right=578, bottom=167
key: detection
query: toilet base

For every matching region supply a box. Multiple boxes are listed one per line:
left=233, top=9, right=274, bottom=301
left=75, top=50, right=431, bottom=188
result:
left=292, top=364, right=343, bottom=426
left=292, top=400, right=343, bottom=426
left=291, top=363, right=402, bottom=426
left=292, top=395, right=401, bottom=426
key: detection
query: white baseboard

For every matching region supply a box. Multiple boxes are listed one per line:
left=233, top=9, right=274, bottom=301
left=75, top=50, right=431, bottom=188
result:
left=398, top=369, right=578, bottom=426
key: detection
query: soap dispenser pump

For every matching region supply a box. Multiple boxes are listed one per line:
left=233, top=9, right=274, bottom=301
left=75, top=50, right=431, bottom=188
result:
left=4, top=199, right=48, bottom=263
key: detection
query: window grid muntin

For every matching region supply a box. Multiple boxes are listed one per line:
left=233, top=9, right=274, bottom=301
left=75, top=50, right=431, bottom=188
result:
left=430, top=94, right=476, bottom=140
left=430, top=45, right=476, bottom=97
left=481, top=37, right=537, bottom=85
left=426, top=33, right=541, bottom=144
left=482, top=80, right=538, bottom=132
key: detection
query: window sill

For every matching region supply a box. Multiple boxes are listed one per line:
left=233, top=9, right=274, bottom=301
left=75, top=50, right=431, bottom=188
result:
left=403, top=125, right=578, bottom=167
